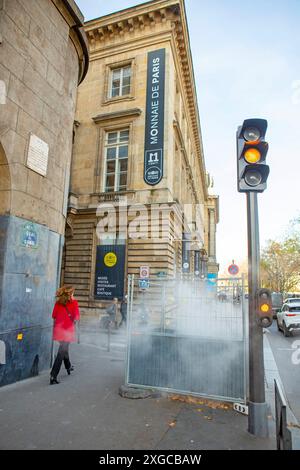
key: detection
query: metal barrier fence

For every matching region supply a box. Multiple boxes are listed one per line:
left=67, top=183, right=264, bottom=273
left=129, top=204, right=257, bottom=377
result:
left=275, top=379, right=300, bottom=450
left=126, top=276, right=247, bottom=403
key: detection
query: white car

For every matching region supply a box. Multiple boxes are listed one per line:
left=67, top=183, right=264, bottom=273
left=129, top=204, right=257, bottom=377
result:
left=277, top=302, right=300, bottom=337
left=284, top=297, right=300, bottom=305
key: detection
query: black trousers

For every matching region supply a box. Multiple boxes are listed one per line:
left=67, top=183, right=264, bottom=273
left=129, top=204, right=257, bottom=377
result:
left=51, top=342, right=71, bottom=379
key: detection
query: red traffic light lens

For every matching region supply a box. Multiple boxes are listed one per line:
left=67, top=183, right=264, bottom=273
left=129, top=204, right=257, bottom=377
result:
left=243, top=127, right=261, bottom=142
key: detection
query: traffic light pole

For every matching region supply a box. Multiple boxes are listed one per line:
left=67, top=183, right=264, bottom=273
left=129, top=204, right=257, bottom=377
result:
left=247, top=192, right=269, bottom=437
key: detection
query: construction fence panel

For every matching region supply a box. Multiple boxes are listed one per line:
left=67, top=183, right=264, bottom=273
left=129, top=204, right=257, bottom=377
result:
left=126, top=276, right=248, bottom=403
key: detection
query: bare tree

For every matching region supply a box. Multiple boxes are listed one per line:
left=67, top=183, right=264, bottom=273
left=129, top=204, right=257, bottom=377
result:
left=261, top=234, right=300, bottom=294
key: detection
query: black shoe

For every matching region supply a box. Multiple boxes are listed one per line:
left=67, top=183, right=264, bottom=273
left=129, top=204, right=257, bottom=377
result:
left=67, top=366, right=74, bottom=375
left=50, top=376, right=60, bottom=385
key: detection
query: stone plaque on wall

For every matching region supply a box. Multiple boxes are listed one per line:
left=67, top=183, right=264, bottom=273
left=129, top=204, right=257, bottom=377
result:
left=26, top=133, right=49, bottom=177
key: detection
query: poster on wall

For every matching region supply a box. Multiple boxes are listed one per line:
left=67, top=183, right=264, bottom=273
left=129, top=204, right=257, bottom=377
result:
left=94, top=245, right=126, bottom=300
left=144, top=48, right=166, bottom=186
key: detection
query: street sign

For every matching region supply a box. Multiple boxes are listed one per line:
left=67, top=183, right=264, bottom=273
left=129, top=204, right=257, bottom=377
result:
left=228, top=264, right=239, bottom=276
left=139, top=279, right=150, bottom=290
left=234, top=403, right=249, bottom=416
left=21, top=222, right=39, bottom=249
left=156, top=271, right=167, bottom=278
left=140, top=266, right=150, bottom=279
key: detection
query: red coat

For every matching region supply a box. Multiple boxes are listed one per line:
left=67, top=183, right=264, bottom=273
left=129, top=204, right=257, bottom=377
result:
left=52, top=300, right=80, bottom=343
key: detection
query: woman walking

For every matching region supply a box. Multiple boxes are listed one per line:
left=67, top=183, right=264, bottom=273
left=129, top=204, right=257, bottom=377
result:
left=50, top=286, right=80, bottom=385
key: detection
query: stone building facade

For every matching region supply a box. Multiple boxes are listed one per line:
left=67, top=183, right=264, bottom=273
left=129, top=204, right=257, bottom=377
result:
left=63, top=0, right=219, bottom=311
left=0, top=0, right=89, bottom=385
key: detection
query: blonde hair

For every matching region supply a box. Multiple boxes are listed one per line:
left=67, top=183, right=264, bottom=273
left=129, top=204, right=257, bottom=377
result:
left=56, top=285, right=75, bottom=305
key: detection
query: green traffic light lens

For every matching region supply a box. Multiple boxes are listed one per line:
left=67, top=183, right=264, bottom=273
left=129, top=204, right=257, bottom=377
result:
left=244, top=169, right=262, bottom=187
left=244, top=127, right=261, bottom=142
left=260, top=317, right=272, bottom=328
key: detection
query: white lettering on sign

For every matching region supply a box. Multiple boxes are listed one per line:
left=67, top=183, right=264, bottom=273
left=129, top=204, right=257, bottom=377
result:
left=27, top=133, right=49, bottom=177
left=150, top=57, right=161, bottom=145
left=148, top=152, right=159, bottom=163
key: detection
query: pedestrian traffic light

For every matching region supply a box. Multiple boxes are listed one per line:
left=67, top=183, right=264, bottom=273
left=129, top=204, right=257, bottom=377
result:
left=257, top=288, right=273, bottom=328
left=237, top=118, right=270, bottom=192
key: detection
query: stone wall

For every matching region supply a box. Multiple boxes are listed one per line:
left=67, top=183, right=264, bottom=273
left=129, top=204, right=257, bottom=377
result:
left=0, top=0, right=89, bottom=386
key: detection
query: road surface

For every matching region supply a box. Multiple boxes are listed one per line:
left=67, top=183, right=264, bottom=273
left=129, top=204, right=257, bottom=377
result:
left=266, top=322, right=300, bottom=421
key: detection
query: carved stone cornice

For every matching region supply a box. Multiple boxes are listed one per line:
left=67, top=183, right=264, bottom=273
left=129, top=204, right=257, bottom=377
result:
left=85, top=6, right=175, bottom=44
left=92, top=108, right=142, bottom=123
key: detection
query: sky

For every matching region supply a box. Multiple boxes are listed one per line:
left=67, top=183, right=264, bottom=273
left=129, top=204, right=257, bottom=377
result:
left=76, top=0, right=300, bottom=272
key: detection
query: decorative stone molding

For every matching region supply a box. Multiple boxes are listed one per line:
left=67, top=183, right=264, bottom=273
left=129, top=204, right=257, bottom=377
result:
left=92, top=108, right=142, bottom=123
left=95, top=190, right=136, bottom=203
left=86, top=9, right=172, bottom=43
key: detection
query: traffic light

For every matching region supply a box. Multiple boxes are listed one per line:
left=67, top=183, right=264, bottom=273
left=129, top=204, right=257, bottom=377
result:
left=257, top=288, right=273, bottom=328
left=237, top=118, right=269, bottom=193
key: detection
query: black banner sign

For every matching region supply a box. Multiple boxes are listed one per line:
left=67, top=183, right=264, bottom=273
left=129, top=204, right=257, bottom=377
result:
left=94, top=245, right=126, bottom=300
left=182, top=233, right=191, bottom=274
left=194, top=251, right=200, bottom=277
left=144, top=49, right=166, bottom=186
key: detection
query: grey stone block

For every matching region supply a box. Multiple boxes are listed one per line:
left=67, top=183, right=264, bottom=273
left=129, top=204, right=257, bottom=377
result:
left=8, top=75, right=43, bottom=122
left=0, top=215, right=60, bottom=330
left=0, top=38, right=26, bottom=80
left=119, top=384, right=161, bottom=399
left=5, top=0, right=31, bottom=36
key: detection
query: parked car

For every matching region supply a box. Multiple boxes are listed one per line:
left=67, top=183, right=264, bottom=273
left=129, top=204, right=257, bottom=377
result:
left=277, top=302, right=300, bottom=337
left=284, top=297, right=300, bottom=305
left=271, top=292, right=283, bottom=320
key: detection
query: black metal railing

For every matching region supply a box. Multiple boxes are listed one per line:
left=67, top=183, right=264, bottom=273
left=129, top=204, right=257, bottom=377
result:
left=275, top=379, right=300, bottom=450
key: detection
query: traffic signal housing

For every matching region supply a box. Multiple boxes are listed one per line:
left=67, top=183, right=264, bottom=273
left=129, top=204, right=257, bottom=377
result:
left=257, top=288, right=273, bottom=328
left=237, top=118, right=270, bottom=193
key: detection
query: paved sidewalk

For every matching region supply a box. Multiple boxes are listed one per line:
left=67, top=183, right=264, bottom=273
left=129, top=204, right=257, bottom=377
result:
left=0, top=328, right=276, bottom=450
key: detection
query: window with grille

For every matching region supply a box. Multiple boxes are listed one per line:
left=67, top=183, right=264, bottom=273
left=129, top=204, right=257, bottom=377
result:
left=110, top=65, right=131, bottom=98
left=104, top=130, right=129, bottom=192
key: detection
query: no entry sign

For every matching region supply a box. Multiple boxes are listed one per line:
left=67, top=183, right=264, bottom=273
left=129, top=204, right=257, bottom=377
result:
left=228, top=264, right=239, bottom=276
left=140, top=266, right=150, bottom=279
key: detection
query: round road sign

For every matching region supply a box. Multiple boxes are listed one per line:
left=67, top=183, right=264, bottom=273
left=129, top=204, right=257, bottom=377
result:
left=228, top=264, right=239, bottom=276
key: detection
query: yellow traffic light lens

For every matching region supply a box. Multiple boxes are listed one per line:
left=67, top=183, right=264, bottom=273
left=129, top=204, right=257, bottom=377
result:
left=260, top=304, right=270, bottom=313
left=244, top=148, right=261, bottom=164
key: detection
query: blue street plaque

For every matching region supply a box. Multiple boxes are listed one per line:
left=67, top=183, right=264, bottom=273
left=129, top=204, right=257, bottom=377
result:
left=139, top=279, right=150, bottom=290
left=21, top=222, right=39, bottom=249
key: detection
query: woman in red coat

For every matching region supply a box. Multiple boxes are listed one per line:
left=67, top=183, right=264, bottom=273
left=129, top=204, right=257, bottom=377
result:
left=50, top=286, right=80, bottom=385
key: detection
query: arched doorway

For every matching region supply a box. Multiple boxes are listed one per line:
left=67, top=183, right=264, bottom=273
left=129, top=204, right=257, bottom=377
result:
left=0, top=141, right=11, bottom=215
